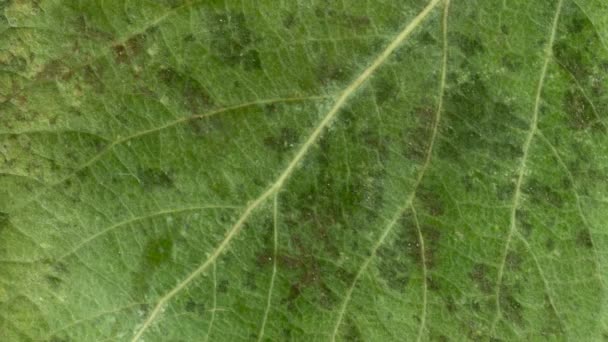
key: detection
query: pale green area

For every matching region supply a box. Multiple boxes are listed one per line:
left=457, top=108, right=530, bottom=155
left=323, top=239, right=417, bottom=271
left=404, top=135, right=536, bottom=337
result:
left=1, top=0, right=608, bottom=341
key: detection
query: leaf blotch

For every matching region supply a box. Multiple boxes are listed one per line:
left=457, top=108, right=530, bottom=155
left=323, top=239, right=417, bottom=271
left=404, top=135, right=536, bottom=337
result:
left=158, top=67, right=214, bottom=113
left=469, top=263, right=493, bottom=294
left=343, top=317, right=363, bottom=342
left=575, top=229, right=594, bottom=249
left=455, top=33, right=485, bottom=57
left=377, top=217, right=413, bottom=292
left=132, top=235, right=174, bottom=298
left=563, top=88, right=604, bottom=132
left=0, top=212, right=8, bottom=232
left=138, top=168, right=174, bottom=188
left=523, top=178, right=563, bottom=208
left=45, top=275, right=62, bottom=290
left=500, top=290, right=524, bottom=326
left=111, top=44, right=129, bottom=64
left=210, top=12, right=262, bottom=71
left=263, top=127, right=299, bottom=154
left=185, top=299, right=205, bottom=317
left=143, top=236, right=173, bottom=267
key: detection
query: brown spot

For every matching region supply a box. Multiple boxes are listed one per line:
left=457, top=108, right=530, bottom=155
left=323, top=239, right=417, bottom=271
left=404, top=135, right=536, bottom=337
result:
left=125, top=34, right=145, bottom=56
left=112, top=44, right=128, bottom=63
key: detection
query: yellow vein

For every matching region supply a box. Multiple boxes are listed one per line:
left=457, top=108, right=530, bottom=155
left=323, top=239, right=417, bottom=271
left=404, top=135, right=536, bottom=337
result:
left=9, top=96, right=325, bottom=213
left=411, top=205, right=428, bottom=342
left=330, top=1, right=449, bottom=340
left=56, top=205, right=239, bottom=261
left=204, top=262, right=217, bottom=342
left=257, top=194, right=279, bottom=342
left=490, top=0, right=563, bottom=333
left=130, top=1, right=442, bottom=340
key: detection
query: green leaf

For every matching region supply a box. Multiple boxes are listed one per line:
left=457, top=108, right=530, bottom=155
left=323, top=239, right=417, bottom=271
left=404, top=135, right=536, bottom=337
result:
left=1, top=0, right=607, bottom=341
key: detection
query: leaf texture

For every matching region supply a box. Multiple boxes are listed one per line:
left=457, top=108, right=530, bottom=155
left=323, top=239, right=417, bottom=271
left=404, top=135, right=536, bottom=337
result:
left=1, top=0, right=608, bottom=341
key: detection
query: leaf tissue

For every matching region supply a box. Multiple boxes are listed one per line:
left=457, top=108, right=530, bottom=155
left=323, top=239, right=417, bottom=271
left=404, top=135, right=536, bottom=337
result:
left=1, top=0, right=608, bottom=341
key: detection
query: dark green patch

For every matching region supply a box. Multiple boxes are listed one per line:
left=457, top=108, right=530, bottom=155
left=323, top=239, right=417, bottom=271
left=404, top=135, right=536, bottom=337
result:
left=403, top=106, right=434, bottom=161
left=372, top=76, right=397, bottom=106
left=343, top=317, right=363, bottom=342
left=317, top=61, right=348, bottom=85
left=47, top=336, right=71, bottom=342
left=500, top=290, right=524, bottom=326
left=440, top=74, right=493, bottom=160
left=218, top=279, right=229, bottom=293
left=243, top=271, right=257, bottom=290
left=314, top=6, right=370, bottom=32
left=455, top=33, right=485, bottom=57
left=418, top=31, right=437, bottom=45
left=143, top=235, right=173, bottom=268
left=427, top=274, right=441, bottom=291
left=576, top=229, right=594, bottom=249
left=563, top=87, right=604, bottom=132
left=377, top=216, right=412, bottom=291
left=410, top=224, right=441, bottom=269
left=82, top=65, right=105, bottom=92
left=188, top=114, right=225, bottom=137
left=445, top=295, right=457, bottom=313
left=282, top=12, right=296, bottom=29
left=111, top=44, right=129, bottom=64
left=138, top=168, right=174, bottom=188
left=505, top=251, right=522, bottom=271
left=124, top=33, right=146, bottom=57
left=36, top=60, right=74, bottom=81
left=496, top=183, right=515, bottom=201
left=515, top=209, right=533, bottom=237
left=185, top=299, right=205, bottom=316
left=501, top=53, right=523, bottom=72
left=545, top=238, right=555, bottom=252
left=132, top=235, right=174, bottom=298
left=158, top=67, right=214, bottom=113
left=263, top=127, right=299, bottom=154
left=469, top=263, right=493, bottom=294
left=523, top=178, right=563, bottom=208
left=0, top=212, right=8, bottom=231
left=209, top=11, right=261, bottom=70
left=45, top=275, right=62, bottom=290
left=242, top=49, right=262, bottom=71
left=416, top=186, right=445, bottom=216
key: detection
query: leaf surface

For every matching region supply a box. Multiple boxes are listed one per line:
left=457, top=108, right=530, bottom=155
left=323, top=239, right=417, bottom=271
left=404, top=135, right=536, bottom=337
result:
left=1, top=0, right=608, bottom=341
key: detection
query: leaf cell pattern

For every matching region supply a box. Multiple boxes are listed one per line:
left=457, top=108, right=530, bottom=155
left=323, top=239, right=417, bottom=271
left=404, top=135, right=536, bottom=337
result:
left=1, top=0, right=608, bottom=341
